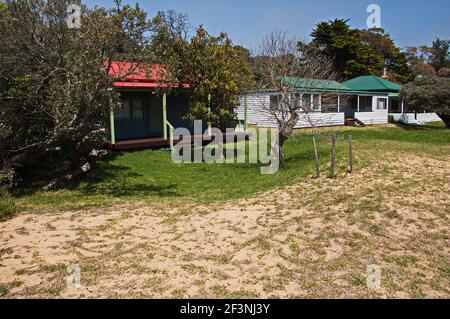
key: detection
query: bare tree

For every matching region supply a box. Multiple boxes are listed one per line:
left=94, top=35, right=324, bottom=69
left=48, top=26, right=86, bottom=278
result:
left=156, top=9, right=191, bottom=41
left=253, top=31, right=340, bottom=163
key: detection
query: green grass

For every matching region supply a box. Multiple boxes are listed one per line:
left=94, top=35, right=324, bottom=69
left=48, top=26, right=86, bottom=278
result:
left=0, top=189, right=18, bottom=221
left=9, top=122, right=450, bottom=213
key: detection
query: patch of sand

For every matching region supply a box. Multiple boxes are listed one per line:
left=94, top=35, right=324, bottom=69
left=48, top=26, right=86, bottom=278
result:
left=0, top=152, right=449, bottom=298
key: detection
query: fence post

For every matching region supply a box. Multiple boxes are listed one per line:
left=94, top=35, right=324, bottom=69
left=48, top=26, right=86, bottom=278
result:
left=331, top=133, right=336, bottom=176
left=163, top=94, right=167, bottom=140
left=348, top=135, right=353, bottom=173
left=313, top=135, right=320, bottom=178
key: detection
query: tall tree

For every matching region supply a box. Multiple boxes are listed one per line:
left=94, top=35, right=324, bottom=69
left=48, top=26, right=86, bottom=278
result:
left=310, top=20, right=413, bottom=82
left=359, top=28, right=412, bottom=83
left=430, top=38, right=450, bottom=71
left=146, top=9, right=191, bottom=63
left=310, top=19, right=383, bottom=79
left=405, top=39, right=450, bottom=77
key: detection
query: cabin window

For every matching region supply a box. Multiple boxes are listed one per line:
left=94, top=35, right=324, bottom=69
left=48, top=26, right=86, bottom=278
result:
left=390, top=99, right=400, bottom=112
left=360, top=96, right=373, bottom=110
left=301, top=94, right=311, bottom=110
left=294, top=94, right=302, bottom=109
left=116, top=100, right=131, bottom=119
left=321, top=94, right=339, bottom=113
left=377, top=98, right=387, bottom=110
left=132, top=99, right=144, bottom=119
left=270, top=95, right=280, bottom=111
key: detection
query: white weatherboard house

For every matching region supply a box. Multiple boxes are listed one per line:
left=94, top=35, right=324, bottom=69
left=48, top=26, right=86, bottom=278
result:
left=236, top=75, right=440, bottom=128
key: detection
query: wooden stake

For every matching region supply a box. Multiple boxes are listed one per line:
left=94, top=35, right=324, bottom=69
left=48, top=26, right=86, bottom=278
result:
left=331, top=133, right=336, bottom=176
left=348, top=135, right=353, bottom=173
left=313, top=135, right=320, bottom=178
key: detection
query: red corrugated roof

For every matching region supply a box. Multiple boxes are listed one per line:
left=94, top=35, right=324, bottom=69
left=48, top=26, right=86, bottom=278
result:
left=108, top=61, right=189, bottom=89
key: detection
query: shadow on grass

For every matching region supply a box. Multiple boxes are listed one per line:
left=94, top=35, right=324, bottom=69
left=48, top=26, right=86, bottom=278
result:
left=12, top=151, right=180, bottom=199
left=78, top=151, right=179, bottom=197
left=79, top=182, right=178, bottom=197
left=394, top=122, right=447, bottom=131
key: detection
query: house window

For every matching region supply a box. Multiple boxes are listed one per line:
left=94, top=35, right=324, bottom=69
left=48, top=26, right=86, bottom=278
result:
left=296, top=94, right=311, bottom=110
left=360, top=96, right=373, bottom=110
left=294, top=94, right=302, bottom=109
left=390, top=99, right=400, bottom=112
left=270, top=95, right=280, bottom=111
left=132, top=99, right=144, bottom=119
left=377, top=98, right=387, bottom=110
left=116, top=100, right=131, bottom=119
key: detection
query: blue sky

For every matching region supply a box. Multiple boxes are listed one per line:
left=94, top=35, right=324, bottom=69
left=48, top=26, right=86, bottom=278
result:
left=86, top=0, right=450, bottom=50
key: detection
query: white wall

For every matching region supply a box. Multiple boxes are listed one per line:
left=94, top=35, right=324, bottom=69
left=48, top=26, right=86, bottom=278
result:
left=355, top=111, right=388, bottom=125
left=390, top=113, right=442, bottom=123
left=236, top=93, right=345, bottom=129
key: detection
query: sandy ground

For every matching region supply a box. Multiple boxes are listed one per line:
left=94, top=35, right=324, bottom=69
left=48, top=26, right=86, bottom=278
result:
left=0, top=151, right=449, bottom=298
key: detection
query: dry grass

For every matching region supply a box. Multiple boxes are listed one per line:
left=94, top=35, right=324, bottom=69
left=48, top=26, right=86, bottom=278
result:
left=1, top=143, right=449, bottom=298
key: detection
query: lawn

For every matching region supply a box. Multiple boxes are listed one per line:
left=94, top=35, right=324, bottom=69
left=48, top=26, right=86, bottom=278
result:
left=1, top=122, right=449, bottom=298
left=10, top=122, right=450, bottom=213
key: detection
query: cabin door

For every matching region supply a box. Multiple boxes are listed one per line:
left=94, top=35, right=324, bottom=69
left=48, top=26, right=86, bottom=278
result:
left=115, top=94, right=149, bottom=140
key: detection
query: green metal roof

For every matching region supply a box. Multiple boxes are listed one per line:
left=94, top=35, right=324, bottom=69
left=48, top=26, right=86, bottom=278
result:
left=284, top=77, right=350, bottom=93
left=343, top=75, right=401, bottom=93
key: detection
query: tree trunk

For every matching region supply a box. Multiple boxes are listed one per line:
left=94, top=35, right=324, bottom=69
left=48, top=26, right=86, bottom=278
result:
left=437, top=113, right=450, bottom=128
left=278, top=111, right=300, bottom=165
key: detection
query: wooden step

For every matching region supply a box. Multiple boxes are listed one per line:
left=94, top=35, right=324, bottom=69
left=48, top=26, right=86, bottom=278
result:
left=345, top=118, right=366, bottom=127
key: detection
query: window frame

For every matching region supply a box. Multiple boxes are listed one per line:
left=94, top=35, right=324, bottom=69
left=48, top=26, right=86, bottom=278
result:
left=376, top=97, right=387, bottom=110
left=311, top=94, right=321, bottom=112
left=269, top=94, right=280, bottom=111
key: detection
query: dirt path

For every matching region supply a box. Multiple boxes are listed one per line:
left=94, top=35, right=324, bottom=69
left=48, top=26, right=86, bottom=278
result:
left=1, top=151, right=449, bottom=298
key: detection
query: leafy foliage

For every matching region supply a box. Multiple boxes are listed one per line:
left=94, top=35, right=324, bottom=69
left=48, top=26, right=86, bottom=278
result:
left=168, top=27, right=254, bottom=130
left=400, top=77, right=450, bottom=127
left=430, top=38, right=450, bottom=71
left=359, top=28, right=412, bottom=83
left=405, top=39, right=450, bottom=77
left=309, top=19, right=381, bottom=79
left=145, top=9, right=190, bottom=63
left=309, top=19, right=411, bottom=82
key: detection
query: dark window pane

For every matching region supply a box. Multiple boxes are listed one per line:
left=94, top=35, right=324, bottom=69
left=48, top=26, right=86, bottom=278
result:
left=270, top=95, right=279, bottom=111
left=132, top=99, right=144, bottom=119
left=116, top=100, right=131, bottom=119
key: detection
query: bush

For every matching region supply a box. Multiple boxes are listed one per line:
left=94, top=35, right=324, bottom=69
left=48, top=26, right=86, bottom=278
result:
left=0, top=189, right=18, bottom=222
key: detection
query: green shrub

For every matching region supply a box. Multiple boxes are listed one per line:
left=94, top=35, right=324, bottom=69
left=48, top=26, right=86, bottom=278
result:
left=0, top=284, right=8, bottom=297
left=0, top=189, right=18, bottom=222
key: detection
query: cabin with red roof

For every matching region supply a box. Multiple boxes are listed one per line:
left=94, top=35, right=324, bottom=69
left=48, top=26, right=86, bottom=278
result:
left=107, top=62, right=198, bottom=150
